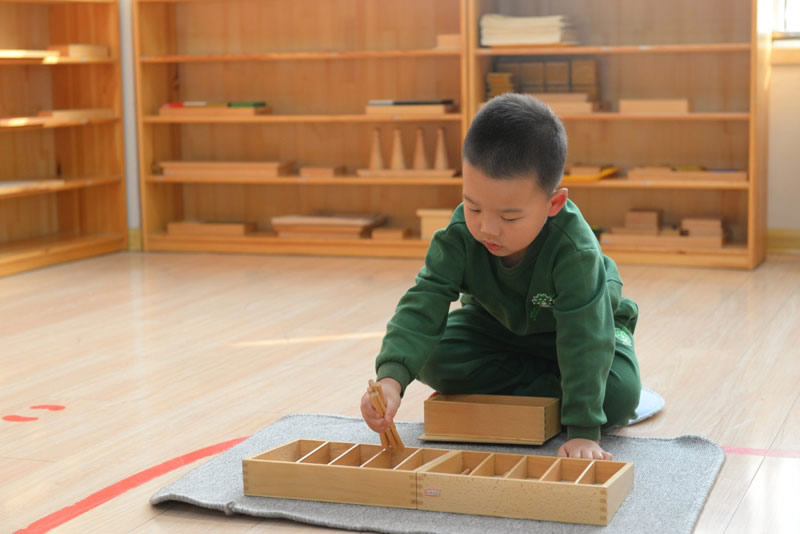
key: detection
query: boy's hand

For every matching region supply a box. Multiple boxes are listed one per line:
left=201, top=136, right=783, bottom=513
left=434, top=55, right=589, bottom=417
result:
left=557, top=438, right=613, bottom=460
left=360, top=378, right=401, bottom=434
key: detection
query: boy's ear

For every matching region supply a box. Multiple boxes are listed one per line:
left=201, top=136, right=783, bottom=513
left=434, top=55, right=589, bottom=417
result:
left=547, top=188, right=569, bottom=217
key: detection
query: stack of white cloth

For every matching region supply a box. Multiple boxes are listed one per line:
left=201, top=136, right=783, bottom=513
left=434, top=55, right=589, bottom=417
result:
left=480, top=14, right=576, bottom=46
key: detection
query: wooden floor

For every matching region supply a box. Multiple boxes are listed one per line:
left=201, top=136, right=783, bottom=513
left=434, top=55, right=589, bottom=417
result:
left=1, top=252, right=799, bottom=533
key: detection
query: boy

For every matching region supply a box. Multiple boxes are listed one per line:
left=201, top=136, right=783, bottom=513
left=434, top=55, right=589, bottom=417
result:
left=361, top=93, right=641, bottom=459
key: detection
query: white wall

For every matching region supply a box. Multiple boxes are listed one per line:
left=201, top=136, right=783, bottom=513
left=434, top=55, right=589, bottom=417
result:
left=767, top=62, right=800, bottom=230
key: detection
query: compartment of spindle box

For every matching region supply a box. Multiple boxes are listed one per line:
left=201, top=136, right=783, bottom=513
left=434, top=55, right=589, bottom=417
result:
left=420, top=394, right=561, bottom=445
left=416, top=452, right=634, bottom=526
left=242, top=439, right=434, bottom=508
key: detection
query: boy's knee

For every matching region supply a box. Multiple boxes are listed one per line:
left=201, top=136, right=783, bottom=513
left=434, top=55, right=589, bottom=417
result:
left=605, top=374, right=641, bottom=427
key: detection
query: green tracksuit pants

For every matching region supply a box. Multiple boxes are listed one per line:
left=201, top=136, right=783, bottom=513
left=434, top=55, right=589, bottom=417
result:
left=416, top=300, right=641, bottom=433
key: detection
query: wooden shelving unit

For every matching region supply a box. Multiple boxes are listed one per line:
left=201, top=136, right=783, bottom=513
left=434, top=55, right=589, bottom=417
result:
left=468, top=0, right=771, bottom=269
left=133, top=0, right=468, bottom=257
left=0, top=0, right=127, bottom=277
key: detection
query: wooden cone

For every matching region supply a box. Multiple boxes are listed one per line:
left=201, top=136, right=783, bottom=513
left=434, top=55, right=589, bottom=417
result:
left=369, top=129, right=384, bottom=170
left=390, top=128, right=406, bottom=170
left=412, top=128, right=429, bottom=170
left=434, top=127, right=449, bottom=170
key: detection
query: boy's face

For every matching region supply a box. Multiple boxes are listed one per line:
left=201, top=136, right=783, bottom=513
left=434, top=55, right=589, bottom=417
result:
left=462, top=161, right=568, bottom=266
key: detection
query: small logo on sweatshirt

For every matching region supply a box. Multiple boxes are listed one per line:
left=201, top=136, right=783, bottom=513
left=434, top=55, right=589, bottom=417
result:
left=530, top=293, right=555, bottom=320
left=614, top=328, right=633, bottom=347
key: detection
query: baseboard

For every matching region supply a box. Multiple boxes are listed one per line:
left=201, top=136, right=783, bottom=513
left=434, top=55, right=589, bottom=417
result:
left=128, top=228, right=143, bottom=251
left=767, top=229, right=800, bottom=254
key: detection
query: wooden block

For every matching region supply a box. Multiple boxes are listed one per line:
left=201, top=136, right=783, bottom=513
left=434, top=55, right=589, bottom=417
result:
left=681, top=218, right=724, bottom=237
left=158, top=104, right=272, bottom=117
left=546, top=101, right=598, bottom=114
left=160, top=161, right=294, bottom=178
left=435, top=34, right=461, bottom=49
left=0, top=49, right=59, bottom=59
left=417, top=208, right=453, bottom=240
left=37, top=108, right=115, bottom=120
left=167, top=221, right=256, bottom=237
left=610, top=227, right=660, bottom=236
left=270, top=214, right=386, bottom=228
left=48, top=44, right=110, bottom=58
left=434, top=128, right=450, bottom=170
left=390, top=129, right=407, bottom=170
left=243, top=439, right=634, bottom=525
left=571, top=59, right=598, bottom=85
left=544, top=61, right=570, bottom=86
left=365, top=104, right=455, bottom=115
left=299, top=166, right=346, bottom=178
left=618, top=99, right=690, bottom=113
left=369, top=129, right=384, bottom=170
left=420, top=394, right=561, bottom=445
left=412, top=128, right=430, bottom=170
left=625, top=210, right=661, bottom=230
left=371, top=227, right=411, bottom=240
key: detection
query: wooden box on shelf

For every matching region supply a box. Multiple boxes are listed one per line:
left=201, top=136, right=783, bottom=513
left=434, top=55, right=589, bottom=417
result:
left=420, top=394, right=561, bottom=445
left=270, top=214, right=387, bottom=240
left=417, top=208, right=454, bottom=240
left=243, top=439, right=633, bottom=525
left=299, top=166, right=346, bottom=178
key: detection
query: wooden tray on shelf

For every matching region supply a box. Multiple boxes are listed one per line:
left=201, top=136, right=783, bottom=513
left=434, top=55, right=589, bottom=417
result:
left=420, top=394, right=561, bottom=446
left=561, top=167, right=619, bottom=183
left=243, top=439, right=633, bottom=525
left=159, top=161, right=294, bottom=178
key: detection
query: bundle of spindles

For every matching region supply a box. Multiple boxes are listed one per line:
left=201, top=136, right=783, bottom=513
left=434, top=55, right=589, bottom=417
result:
left=368, top=380, right=405, bottom=450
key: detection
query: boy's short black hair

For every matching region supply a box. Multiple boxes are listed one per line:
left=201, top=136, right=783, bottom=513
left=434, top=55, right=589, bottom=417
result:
left=463, top=93, right=567, bottom=194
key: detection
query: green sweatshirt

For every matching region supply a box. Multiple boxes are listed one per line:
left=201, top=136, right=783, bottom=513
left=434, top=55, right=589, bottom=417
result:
left=376, top=200, right=626, bottom=441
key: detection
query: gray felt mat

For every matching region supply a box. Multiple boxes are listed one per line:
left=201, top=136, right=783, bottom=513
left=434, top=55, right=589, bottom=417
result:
left=151, top=414, right=724, bottom=533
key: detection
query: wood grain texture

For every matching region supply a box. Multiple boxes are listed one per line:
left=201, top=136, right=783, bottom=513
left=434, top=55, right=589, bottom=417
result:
left=0, top=254, right=799, bottom=531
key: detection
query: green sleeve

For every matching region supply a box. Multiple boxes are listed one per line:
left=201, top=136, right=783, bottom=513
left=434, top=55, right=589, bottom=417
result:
left=552, top=249, right=616, bottom=441
left=375, top=227, right=465, bottom=395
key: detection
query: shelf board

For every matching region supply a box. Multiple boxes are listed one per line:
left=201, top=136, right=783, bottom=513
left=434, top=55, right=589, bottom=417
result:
left=0, top=117, right=119, bottom=131
left=561, top=178, right=749, bottom=191
left=141, top=49, right=461, bottom=63
left=0, top=176, right=122, bottom=200
left=476, top=42, right=751, bottom=56
left=556, top=112, right=749, bottom=121
left=0, top=57, right=117, bottom=66
left=0, top=233, right=125, bottom=277
left=147, top=232, right=430, bottom=259
left=142, top=113, right=462, bottom=125
left=602, top=244, right=749, bottom=268
left=146, top=174, right=463, bottom=186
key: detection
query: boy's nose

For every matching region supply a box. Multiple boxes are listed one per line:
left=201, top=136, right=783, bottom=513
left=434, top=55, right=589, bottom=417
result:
left=480, top=218, right=500, bottom=237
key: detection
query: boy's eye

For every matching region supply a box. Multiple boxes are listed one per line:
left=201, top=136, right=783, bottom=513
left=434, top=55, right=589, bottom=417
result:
left=502, top=217, right=521, bottom=222
left=468, top=208, right=481, bottom=213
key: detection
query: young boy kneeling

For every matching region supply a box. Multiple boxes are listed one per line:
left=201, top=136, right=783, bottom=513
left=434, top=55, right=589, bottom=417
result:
left=361, top=93, right=641, bottom=459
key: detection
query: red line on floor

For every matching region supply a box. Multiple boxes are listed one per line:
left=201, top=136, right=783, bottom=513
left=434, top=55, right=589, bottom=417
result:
left=14, top=436, right=248, bottom=534
left=2, top=415, right=38, bottom=422
left=722, top=446, right=800, bottom=459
